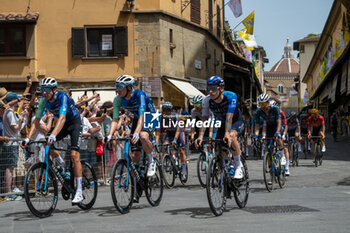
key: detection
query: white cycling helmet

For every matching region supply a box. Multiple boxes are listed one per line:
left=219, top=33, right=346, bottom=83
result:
left=191, top=95, right=204, bottom=105
left=257, top=93, right=270, bottom=103
left=116, top=75, right=136, bottom=87
left=162, top=101, right=173, bottom=110
left=40, top=77, right=57, bottom=88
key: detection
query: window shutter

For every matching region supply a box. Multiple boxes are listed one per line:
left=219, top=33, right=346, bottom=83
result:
left=72, top=27, right=85, bottom=58
left=191, top=0, right=201, bottom=24
left=114, top=26, right=128, bottom=57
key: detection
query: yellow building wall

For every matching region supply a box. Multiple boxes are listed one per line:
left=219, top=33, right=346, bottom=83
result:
left=0, top=0, right=135, bottom=83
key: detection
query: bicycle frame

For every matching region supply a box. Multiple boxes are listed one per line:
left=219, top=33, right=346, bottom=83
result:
left=264, top=138, right=282, bottom=177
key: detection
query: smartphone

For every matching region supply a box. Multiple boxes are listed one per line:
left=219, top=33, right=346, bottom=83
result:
left=84, top=90, right=87, bottom=95
left=26, top=75, right=31, bottom=80
left=104, top=108, right=107, bottom=114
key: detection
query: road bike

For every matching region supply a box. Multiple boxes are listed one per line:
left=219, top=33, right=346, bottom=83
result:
left=160, top=143, right=188, bottom=188
left=311, top=136, right=323, bottom=167
left=110, top=137, right=164, bottom=214
left=289, top=136, right=299, bottom=167
left=206, top=139, right=249, bottom=216
left=262, top=138, right=286, bottom=192
left=24, top=140, right=98, bottom=218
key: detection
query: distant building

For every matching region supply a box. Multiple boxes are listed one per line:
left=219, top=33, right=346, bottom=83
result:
left=264, top=38, right=300, bottom=114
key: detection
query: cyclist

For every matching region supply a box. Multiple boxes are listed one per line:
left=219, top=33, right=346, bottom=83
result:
left=286, top=112, right=302, bottom=172
left=307, top=108, right=326, bottom=153
left=299, top=111, right=310, bottom=152
left=105, top=75, right=156, bottom=178
left=197, top=76, right=245, bottom=179
left=154, top=101, right=187, bottom=180
left=24, top=77, right=84, bottom=204
left=253, top=94, right=283, bottom=183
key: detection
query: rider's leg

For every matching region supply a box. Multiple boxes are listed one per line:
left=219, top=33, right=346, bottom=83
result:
left=140, top=131, right=156, bottom=177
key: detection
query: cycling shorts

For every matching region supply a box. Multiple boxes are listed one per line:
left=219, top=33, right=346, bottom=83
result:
left=164, top=131, right=186, bottom=149
left=216, top=119, right=245, bottom=139
left=311, top=127, right=322, bottom=137
left=56, top=117, right=82, bottom=152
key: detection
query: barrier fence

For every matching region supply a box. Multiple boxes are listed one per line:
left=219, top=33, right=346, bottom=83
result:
left=0, top=133, right=191, bottom=199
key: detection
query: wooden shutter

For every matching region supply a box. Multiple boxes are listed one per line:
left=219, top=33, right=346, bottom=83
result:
left=217, top=5, right=221, bottom=38
left=191, top=0, right=201, bottom=24
left=114, top=26, right=128, bottom=57
left=72, top=27, right=85, bottom=58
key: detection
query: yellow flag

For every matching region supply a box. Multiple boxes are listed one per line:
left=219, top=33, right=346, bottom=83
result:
left=242, top=11, right=255, bottom=35
left=238, top=29, right=249, bottom=40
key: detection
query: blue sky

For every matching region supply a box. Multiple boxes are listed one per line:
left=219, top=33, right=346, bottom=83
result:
left=224, top=0, right=334, bottom=71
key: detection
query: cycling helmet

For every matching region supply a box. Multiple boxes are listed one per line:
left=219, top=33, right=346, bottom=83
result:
left=115, top=75, right=136, bottom=87
left=289, top=112, right=297, bottom=118
left=257, top=93, right=270, bottom=103
left=162, top=101, right=173, bottom=110
left=207, top=76, right=224, bottom=86
left=270, top=100, right=277, bottom=106
left=40, top=77, right=57, bottom=88
left=191, top=95, right=204, bottom=105
left=310, top=108, right=318, bottom=114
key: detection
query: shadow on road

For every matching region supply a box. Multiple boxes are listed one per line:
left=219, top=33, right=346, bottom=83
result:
left=2, top=204, right=150, bottom=221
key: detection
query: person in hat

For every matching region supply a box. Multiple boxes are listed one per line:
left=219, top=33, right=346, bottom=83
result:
left=0, top=100, right=10, bottom=143
left=0, top=87, right=9, bottom=101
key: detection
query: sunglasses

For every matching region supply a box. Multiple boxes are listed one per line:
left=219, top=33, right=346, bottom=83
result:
left=193, top=104, right=201, bottom=108
left=116, top=84, right=126, bottom=90
left=207, top=86, right=220, bottom=92
left=259, top=102, right=269, bottom=107
left=41, top=87, right=53, bottom=94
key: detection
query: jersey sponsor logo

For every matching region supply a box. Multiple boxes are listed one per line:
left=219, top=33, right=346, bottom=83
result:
left=143, top=110, right=161, bottom=129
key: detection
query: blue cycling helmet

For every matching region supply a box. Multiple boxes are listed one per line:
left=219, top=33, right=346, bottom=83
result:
left=207, top=76, right=224, bottom=86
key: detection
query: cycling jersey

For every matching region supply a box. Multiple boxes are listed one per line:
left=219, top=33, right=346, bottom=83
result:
left=113, top=89, right=155, bottom=120
left=299, top=114, right=309, bottom=129
left=280, top=111, right=287, bottom=131
left=254, top=105, right=281, bottom=134
left=287, top=118, right=300, bottom=131
left=308, top=115, right=325, bottom=128
left=202, top=91, right=243, bottom=122
left=36, top=92, right=80, bottom=122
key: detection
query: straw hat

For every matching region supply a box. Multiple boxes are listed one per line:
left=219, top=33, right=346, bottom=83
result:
left=0, top=87, right=9, bottom=101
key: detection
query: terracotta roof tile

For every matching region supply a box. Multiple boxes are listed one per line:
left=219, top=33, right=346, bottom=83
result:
left=0, top=12, right=39, bottom=22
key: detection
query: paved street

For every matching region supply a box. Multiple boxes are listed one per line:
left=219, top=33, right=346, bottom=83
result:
left=0, top=135, right=350, bottom=233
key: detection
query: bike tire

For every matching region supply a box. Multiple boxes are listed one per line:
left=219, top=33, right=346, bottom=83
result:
left=314, top=145, right=321, bottom=167
left=197, top=152, right=207, bottom=188
left=291, top=145, right=295, bottom=167
left=110, top=159, right=134, bottom=214
left=263, top=152, right=274, bottom=192
left=78, top=161, right=98, bottom=210
left=233, top=158, right=249, bottom=208
left=145, top=159, right=164, bottom=207
left=179, top=161, right=189, bottom=185
left=206, top=157, right=226, bottom=216
left=277, top=156, right=286, bottom=188
left=161, top=154, right=175, bottom=188
left=24, top=162, right=58, bottom=218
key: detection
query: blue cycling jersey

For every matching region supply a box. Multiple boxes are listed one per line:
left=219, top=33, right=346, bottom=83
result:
left=36, top=92, right=80, bottom=122
left=202, top=91, right=243, bottom=122
left=251, top=111, right=264, bottom=129
left=113, top=89, right=155, bottom=119
left=254, top=105, right=281, bottom=131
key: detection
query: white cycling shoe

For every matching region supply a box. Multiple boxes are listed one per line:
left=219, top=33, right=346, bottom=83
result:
left=285, top=169, right=290, bottom=176
left=233, top=166, right=244, bottom=179
left=147, top=161, right=156, bottom=177
left=321, top=145, right=326, bottom=152
left=72, top=192, right=84, bottom=204
left=281, top=156, right=286, bottom=166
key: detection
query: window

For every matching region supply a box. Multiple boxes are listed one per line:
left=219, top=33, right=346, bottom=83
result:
left=72, top=26, right=128, bottom=58
left=278, top=84, right=284, bottom=93
left=191, top=0, right=201, bottom=24
left=0, top=25, right=26, bottom=56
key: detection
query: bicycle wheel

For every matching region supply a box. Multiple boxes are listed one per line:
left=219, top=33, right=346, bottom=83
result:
left=197, top=152, right=207, bottom=188
left=263, top=152, right=274, bottom=192
left=179, top=161, right=188, bottom=185
left=206, top=157, right=226, bottom=216
left=78, top=161, right=98, bottom=210
left=290, top=145, right=295, bottom=167
left=314, top=144, right=321, bottom=167
left=161, top=154, right=175, bottom=188
left=277, top=156, right=286, bottom=188
left=233, top=158, right=249, bottom=208
left=110, top=159, right=134, bottom=214
left=294, top=143, right=299, bottom=166
left=145, top=159, right=164, bottom=207
left=24, top=162, right=58, bottom=218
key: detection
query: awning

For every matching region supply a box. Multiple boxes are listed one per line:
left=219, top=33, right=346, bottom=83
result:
left=164, top=77, right=205, bottom=99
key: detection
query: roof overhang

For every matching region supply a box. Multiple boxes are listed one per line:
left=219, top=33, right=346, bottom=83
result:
left=0, top=13, right=39, bottom=24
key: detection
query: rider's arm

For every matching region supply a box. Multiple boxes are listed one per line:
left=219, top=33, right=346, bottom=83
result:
left=225, top=113, right=233, bottom=134
left=50, top=94, right=71, bottom=137
left=108, top=96, right=122, bottom=137
left=28, top=97, right=46, bottom=139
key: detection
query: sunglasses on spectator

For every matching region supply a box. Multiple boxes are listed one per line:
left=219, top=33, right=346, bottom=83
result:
left=207, top=86, right=220, bottom=92
left=41, top=87, right=53, bottom=94
left=259, top=102, right=269, bottom=107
